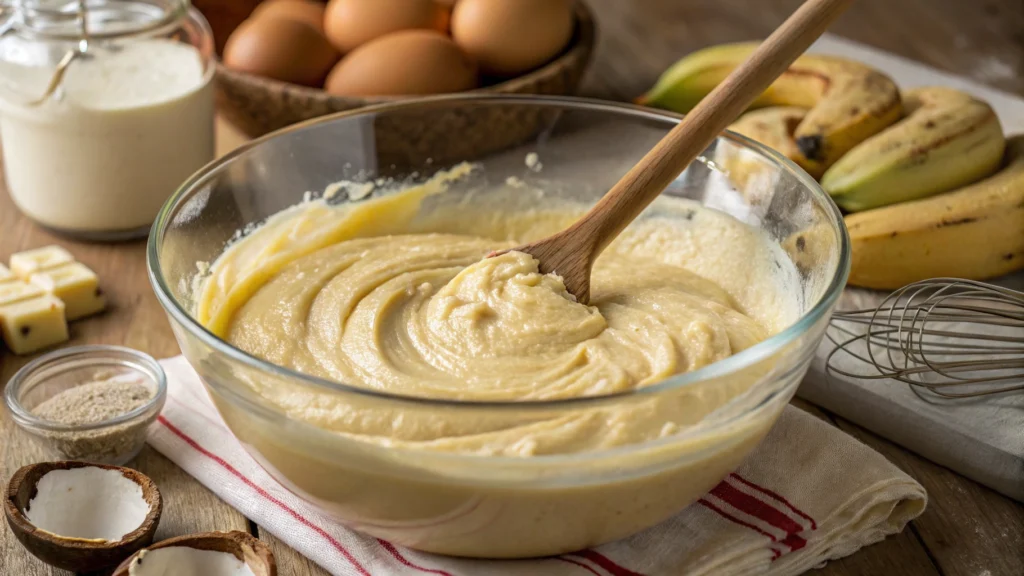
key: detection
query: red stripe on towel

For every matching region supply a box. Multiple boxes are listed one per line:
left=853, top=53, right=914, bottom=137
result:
left=558, top=556, right=605, bottom=575
left=571, top=549, right=646, bottom=576
left=700, top=497, right=784, bottom=560
left=710, top=482, right=807, bottom=549
left=729, top=473, right=817, bottom=530
left=780, top=533, right=807, bottom=553
left=698, top=497, right=778, bottom=542
left=158, top=415, right=374, bottom=575
left=377, top=539, right=454, bottom=576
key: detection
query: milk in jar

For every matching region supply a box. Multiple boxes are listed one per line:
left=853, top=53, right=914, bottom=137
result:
left=0, top=0, right=215, bottom=240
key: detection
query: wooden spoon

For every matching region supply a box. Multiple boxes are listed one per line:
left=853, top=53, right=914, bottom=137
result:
left=503, top=0, right=854, bottom=304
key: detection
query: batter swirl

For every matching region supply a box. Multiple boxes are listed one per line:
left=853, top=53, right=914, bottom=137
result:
left=197, top=170, right=797, bottom=456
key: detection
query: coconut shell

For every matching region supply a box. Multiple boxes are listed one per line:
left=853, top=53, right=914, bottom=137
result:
left=4, top=460, right=162, bottom=572
left=113, top=530, right=277, bottom=576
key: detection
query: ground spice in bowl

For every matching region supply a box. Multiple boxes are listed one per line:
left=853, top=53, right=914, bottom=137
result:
left=32, top=376, right=153, bottom=425
left=5, top=346, right=168, bottom=466
left=29, top=375, right=158, bottom=464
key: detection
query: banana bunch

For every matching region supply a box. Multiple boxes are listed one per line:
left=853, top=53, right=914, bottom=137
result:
left=638, top=42, right=902, bottom=178
left=845, top=136, right=1024, bottom=288
left=822, top=87, right=1005, bottom=211
left=639, top=44, right=1023, bottom=289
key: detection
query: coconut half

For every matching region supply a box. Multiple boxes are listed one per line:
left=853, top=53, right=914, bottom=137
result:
left=4, top=461, right=163, bottom=572
left=26, top=467, right=151, bottom=541
left=128, top=546, right=257, bottom=575
left=114, top=531, right=276, bottom=576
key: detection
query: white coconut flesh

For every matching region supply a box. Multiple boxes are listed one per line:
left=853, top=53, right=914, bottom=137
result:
left=24, top=467, right=150, bottom=541
left=129, top=547, right=257, bottom=576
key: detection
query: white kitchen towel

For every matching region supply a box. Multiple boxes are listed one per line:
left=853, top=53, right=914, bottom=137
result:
left=148, top=356, right=927, bottom=576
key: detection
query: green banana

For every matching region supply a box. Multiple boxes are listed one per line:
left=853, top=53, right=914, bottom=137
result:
left=822, top=87, right=1006, bottom=212
left=637, top=42, right=902, bottom=177
left=844, top=135, right=1024, bottom=289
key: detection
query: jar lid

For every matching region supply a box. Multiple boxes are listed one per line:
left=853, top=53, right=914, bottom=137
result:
left=3, top=0, right=188, bottom=40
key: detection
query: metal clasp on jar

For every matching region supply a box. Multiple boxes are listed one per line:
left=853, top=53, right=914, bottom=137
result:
left=0, top=0, right=91, bottom=106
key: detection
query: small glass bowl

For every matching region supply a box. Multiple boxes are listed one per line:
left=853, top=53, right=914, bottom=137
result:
left=4, top=345, right=167, bottom=465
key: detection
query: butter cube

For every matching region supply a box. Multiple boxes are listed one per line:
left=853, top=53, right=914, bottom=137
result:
left=10, top=245, right=75, bottom=279
left=29, top=262, right=106, bottom=320
left=0, top=280, right=46, bottom=307
left=0, top=264, right=13, bottom=282
left=0, top=295, right=68, bottom=355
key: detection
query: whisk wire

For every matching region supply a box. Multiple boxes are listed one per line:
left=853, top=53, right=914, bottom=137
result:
left=826, top=278, right=1024, bottom=399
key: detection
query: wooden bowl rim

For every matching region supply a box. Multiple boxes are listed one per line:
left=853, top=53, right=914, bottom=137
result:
left=4, top=460, right=163, bottom=552
left=214, top=0, right=596, bottom=103
left=112, top=530, right=277, bottom=576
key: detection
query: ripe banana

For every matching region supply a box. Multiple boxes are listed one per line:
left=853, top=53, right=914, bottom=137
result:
left=844, top=135, right=1024, bottom=289
left=719, top=106, right=811, bottom=193
left=729, top=106, right=808, bottom=164
left=822, top=87, right=1006, bottom=212
left=637, top=42, right=902, bottom=177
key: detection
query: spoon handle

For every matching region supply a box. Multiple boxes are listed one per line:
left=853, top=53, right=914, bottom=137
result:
left=575, top=0, right=854, bottom=254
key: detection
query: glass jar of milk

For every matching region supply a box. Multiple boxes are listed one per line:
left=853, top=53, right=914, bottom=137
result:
left=0, top=0, right=215, bottom=240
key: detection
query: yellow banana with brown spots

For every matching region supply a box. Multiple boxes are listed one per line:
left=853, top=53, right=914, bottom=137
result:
left=844, top=135, right=1024, bottom=289
left=637, top=42, right=902, bottom=177
left=822, top=87, right=1005, bottom=211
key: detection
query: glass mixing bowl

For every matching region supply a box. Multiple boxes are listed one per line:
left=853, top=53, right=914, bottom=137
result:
left=148, top=95, right=849, bottom=558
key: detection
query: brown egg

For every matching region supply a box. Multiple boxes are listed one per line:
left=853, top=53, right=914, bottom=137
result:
left=323, top=0, right=448, bottom=53
left=250, top=0, right=326, bottom=32
left=224, top=17, right=339, bottom=86
left=451, top=0, right=574, bottom=76
left=324, top=30, right=477, bottom=96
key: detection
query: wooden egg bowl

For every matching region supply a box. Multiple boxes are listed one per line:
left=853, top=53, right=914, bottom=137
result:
left=198, top=0, right=597, bottom=137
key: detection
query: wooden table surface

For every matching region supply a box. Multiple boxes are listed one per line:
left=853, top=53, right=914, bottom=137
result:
left=2, top=0, right=1023, bottom=574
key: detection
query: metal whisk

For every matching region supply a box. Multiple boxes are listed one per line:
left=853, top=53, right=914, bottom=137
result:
left=826, top=278, right=1024, bottom=399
